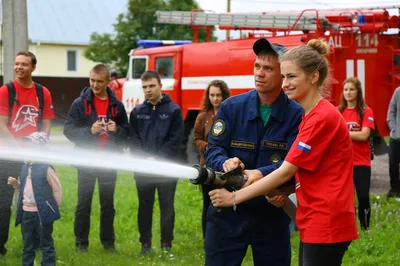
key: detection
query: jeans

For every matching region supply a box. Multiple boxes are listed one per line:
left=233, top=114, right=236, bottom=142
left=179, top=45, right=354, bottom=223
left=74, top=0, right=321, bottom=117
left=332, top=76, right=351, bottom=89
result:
left=389, top=138, right=400, bottom=190
left=21, top=211, right=55, bottom=266
left=135, top=175, right=177, bottom=246
left=299, top=241, right=351, bottom=266
left=74, top=168, right=116, bottom=248
left=0, top=160, right=21, bottom=252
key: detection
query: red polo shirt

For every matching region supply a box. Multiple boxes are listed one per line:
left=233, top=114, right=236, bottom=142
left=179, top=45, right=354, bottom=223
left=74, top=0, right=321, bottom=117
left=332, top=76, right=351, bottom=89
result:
left=285, top=99, right=358, bottom=243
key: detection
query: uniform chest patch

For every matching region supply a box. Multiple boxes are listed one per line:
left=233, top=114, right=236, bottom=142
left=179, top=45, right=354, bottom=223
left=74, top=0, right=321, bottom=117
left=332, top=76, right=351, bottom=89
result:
left=212, top=119, right=225, bottom=136
left=270, top=153, right=282, bottom=164
left=262, top=140, right=287, bottom=150
left=231, top=140, right=255, bottom=150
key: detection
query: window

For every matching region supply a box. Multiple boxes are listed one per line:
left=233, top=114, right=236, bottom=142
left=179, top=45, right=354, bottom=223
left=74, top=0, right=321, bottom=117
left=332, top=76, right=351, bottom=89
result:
left=132, top=58, right=147, bottom=79
left=67, top=50, right=78, bottom=71
left=156, top=57, right=173, bottom=78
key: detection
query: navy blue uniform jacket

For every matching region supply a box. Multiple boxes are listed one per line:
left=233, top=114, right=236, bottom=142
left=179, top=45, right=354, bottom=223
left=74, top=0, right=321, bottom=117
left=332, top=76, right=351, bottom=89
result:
left=205, top=89, right=303, bottom=209
left=63, top=87, right=129, bottom=151
left=129, top=94, right=183, bottom=161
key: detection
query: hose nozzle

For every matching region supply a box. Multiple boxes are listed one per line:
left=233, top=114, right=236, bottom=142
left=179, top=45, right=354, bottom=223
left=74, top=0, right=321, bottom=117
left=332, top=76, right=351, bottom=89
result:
left=190, top=164, right=247, bottom=190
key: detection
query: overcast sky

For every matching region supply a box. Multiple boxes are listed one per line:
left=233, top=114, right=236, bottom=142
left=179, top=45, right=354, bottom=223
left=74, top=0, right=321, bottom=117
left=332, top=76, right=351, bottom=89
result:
left=194, top=0, right=400, bottom=39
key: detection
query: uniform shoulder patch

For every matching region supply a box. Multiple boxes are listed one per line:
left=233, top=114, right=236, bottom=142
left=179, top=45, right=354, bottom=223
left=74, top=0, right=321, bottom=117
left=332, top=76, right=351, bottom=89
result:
left=212, top=119, right=225, bottom=136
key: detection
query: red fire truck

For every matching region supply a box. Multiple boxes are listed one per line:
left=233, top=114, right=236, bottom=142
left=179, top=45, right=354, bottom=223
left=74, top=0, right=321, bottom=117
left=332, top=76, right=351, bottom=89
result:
left=122, top=6, right=400, bottom=161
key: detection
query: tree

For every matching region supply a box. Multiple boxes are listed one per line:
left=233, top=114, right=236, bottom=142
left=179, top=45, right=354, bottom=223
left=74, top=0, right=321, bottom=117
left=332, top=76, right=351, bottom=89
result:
left=84, top=0, right=214, bottom=76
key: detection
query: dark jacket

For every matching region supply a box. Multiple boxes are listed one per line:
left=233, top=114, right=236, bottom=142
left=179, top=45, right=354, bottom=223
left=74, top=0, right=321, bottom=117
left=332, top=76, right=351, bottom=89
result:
left=205, top=89, right=303, bottom=212
left=63, top=87, right=129, bottom=150
left=129, top=94, right=183, bottom=161
left=16, top=163, right=60, bottom=226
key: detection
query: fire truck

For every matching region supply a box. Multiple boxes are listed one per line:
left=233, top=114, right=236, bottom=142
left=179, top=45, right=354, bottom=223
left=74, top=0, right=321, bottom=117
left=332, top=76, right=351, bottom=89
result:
left=122, top=6, right=400, bottom=162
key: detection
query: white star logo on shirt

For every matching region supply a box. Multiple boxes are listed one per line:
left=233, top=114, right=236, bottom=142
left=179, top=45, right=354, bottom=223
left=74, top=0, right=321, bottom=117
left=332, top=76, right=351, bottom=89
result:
left=12, top=105, right=39, bottom=131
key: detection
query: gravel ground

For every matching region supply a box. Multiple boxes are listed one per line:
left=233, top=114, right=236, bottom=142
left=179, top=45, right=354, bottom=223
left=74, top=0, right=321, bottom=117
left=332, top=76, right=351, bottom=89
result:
left=371, top=154, right=391, bottom=195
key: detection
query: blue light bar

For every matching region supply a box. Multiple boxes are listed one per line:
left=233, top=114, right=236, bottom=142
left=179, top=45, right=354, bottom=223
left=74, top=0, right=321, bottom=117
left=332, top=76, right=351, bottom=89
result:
left=137, top=40, right=192, bottom=48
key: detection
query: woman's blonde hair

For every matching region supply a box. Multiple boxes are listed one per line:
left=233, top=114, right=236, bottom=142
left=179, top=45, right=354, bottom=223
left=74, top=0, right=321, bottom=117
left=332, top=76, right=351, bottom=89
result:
left=281, top=38, right=331, bottom=96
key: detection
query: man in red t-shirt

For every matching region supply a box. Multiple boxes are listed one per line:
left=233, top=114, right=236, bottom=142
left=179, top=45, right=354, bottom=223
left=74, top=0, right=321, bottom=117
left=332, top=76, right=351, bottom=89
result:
left=0, top=51, right=54, bottom=256
left=63, top=64, right=129, bottom=252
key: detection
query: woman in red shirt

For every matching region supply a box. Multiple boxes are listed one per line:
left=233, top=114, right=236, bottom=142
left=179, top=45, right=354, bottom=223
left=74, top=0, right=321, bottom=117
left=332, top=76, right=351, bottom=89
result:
left=209, top=39, right=358, bottom=266
left=338, top=77, right=375, bottom=231
left=193, top=80, right=230, bottom=239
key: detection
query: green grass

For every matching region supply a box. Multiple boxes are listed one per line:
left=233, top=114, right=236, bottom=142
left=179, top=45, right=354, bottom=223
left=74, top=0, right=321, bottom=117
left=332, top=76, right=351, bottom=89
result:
left=1, top=166, right=400, bottom=265
left=51, top=126, right=63, bottom=133
left=384, top=136, right=389, bottom=145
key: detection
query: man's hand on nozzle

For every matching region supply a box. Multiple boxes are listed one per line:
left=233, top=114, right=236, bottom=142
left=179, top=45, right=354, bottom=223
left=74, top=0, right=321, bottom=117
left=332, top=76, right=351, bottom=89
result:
left=223, top=157, right=245, bottom=172
left=242, top=169, right=263, bottom=188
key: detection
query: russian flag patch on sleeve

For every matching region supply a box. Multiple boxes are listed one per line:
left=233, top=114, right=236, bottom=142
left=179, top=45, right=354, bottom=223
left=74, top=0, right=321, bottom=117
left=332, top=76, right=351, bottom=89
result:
left=368, top=117, right=374, bottom=122
left=298, top=141, right=311, bottom=152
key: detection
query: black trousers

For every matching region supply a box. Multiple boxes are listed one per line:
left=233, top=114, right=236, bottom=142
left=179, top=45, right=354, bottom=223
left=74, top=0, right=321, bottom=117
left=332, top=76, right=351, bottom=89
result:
left=201, top=184, right=213, bottom=239
left=135, top=175, right=177, bottom=246
left=299, top=241, right=351, bottom=266
left=0, top=160, right=21, bottom=251
left=389, top=138, right=400, bottom=190
left=353, top=166, right=371, bottom=230
left=74, top=168, right=116, bottom=248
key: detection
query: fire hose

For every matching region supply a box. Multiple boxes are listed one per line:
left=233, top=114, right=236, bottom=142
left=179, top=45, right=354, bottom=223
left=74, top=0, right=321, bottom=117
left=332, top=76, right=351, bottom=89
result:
left=190, top=164, right=297, bottom=223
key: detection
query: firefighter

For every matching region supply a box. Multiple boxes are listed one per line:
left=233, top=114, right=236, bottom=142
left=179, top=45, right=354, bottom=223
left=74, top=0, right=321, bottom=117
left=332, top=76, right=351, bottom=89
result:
left=210, top=39, right=358, bottom=266
left=204, top=38, right=303, bottom=266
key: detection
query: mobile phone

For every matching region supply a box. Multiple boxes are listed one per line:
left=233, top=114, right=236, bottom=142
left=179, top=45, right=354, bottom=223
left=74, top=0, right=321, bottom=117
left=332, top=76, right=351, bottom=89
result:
left=98, top=115, right=108, bottom=125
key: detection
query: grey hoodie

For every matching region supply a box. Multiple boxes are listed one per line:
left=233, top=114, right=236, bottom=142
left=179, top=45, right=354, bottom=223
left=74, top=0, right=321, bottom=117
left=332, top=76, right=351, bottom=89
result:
left=387, top=87, right=400, bottom=140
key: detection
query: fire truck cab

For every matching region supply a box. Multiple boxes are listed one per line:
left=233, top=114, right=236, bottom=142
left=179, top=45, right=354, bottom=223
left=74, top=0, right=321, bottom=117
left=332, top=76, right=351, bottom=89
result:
left=122, top=7, right=400, bottom=161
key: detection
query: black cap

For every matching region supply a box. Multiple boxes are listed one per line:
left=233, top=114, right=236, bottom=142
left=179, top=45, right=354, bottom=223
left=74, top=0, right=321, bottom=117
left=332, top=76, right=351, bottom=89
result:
left=253, top=38, right=288, bottom=56
left=111, top=69, right=118, bottom=78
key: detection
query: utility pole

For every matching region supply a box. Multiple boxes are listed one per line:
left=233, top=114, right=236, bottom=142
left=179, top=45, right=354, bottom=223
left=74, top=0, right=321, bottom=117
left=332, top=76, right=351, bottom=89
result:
left=226, top=0, right=231, bottom=40
left=2, top=0, right=29, bottom=83
left=3, top=0, right=15, bottom=83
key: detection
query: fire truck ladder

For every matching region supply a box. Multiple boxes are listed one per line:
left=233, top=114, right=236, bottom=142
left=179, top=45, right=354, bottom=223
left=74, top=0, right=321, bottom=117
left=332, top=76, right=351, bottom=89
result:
left=155, top=10, right=332, bottom=33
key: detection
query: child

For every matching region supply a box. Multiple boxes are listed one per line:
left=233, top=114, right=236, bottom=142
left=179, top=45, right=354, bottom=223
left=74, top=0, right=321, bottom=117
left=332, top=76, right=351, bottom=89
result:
left=8, top=132, right=61, bottom=266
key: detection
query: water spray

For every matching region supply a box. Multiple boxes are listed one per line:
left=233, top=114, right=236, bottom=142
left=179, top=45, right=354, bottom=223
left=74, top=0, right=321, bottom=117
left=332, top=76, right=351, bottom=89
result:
left=190, top=164, right=297, bottom=222
left=0, top=144, right=199, bottom=180
left=0, top=143, right=296, bottom=222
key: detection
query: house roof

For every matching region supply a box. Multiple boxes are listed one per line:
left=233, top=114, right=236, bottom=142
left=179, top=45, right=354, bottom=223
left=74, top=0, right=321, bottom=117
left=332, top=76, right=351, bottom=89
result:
left=2, top=0, right=128, bottom=45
